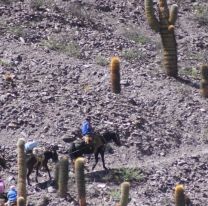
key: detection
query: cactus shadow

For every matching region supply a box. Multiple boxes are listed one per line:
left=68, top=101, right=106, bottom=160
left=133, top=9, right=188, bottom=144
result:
left=86, top=168, right=144, bottom=185
left=36, top=179, right=55, bottom=190
left=176, top=76, right=200, bottom=89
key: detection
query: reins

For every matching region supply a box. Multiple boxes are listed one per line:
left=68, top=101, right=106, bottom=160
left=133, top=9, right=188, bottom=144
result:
left=68, top=144, right=95, bottom=155
left=68, top=136, right=106, bottom=155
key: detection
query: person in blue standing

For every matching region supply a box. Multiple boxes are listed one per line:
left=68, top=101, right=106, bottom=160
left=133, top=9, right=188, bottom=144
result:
left=5, top=185, right=17, bottom=206
left=81, top=116, right=94, bottom=144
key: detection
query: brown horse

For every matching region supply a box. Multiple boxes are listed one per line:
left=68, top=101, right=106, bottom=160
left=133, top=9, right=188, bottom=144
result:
left=26, top=147, right=58, bottom=185
left=68, top=131, right=121, bottom=170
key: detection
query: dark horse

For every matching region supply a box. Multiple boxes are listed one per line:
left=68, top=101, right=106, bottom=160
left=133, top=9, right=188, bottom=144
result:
left=68, top=131, right=121, bottom=170
left=0, top=193, right=8, bottom=205
left=26, top=147, right=58, bottom=185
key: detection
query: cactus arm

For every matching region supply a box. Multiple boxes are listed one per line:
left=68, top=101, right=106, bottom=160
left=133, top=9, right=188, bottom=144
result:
left=110, top=57, right=121, bottom=94
left=159, top=0, right=168, bottom=9
left=58, top=156, right=69, bottom=197
left=200, top=65, right=208, bottom=97
left=175, top=185, right=186, bottom=206
left=17, top=197, right=25, bottom=206
left=119, top=182, right=130, bottom=206
left=169, top=4, right=178, bottom=25
left=17, top=138, right=27, bottom=202
left=144, top=0, right=160, bottom=33
left=75, top=157, right=86, bottom=206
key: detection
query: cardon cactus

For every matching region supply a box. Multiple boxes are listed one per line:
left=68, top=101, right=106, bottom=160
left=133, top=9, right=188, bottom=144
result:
left=58, top=156, right=69, bottom=197
left=17, top=196, right=25, bottom=206
left=75, top=157, right=86, bottom=206
left=175, top=184, right=186, bottom=206
left=118, top=182, right=130, bottom=206
left=200, top=65, right=208, bottom=97
left=54, top=162, right=59, bottom=189
left=145, top=0, right=178, bottom=77
left=110, top=57, right=121, bottom=94
left=17, top=138, right=27, bottom=203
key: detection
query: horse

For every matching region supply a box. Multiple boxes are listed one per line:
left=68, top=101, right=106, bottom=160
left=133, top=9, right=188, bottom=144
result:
left=68, top=131, right=121, bottom=170
left=0, top=193, right=8, bottom=206
left=26, top=147, right=58, bottom=185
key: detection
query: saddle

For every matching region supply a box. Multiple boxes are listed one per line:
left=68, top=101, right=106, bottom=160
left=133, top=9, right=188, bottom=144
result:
left=82, top=135, right=93, bottom=144
left=32, top=147, right=45, bottom=167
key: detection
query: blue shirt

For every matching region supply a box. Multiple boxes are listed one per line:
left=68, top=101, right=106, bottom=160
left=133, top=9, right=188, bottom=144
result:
left=7, top=189, right=17, bottom=201
left=81, top=120, right=93, bottom=136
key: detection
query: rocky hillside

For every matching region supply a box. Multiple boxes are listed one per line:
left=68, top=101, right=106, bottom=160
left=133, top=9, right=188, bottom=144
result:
left=0, top=0, right=208, bottom=205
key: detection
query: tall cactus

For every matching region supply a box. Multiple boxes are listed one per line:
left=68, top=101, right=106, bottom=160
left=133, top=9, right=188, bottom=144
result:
left=200, top=65, right=208, bottom=97
left=17, top=138, right=26, bottom=203
left=75, top=157, right=86, bottom=206
left=175, top=184, right=186, bottom=206
left=58, top=156, right=69, bottom=198
left=145, top=0, right=178, bottom=77
left=17, top=197, right=25, bottom=206
left=118, top=182, right=130, bottom=206
left=54, top=162, right=59, bottom=189
left=110, top=57, right=121, bottom=94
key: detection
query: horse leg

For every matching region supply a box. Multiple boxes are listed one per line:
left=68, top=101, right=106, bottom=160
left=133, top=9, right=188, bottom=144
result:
left=92, top=150, right=99, bottom=170
left=45, top=163, right=51, bottom=181
left=35, top=163, right=41, bottom=183
left=100, top=148, right=108, bottom=170
left=27, top=168, right=32, bottom=186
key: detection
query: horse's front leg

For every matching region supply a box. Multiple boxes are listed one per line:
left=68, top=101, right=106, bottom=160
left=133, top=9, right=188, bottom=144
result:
left=92, top=151, right=99, bottom=170
left=35, top=162, right=41, bottom=183
left=44, top=162, right=51, bottom=180
left=27, top=167, right=33, bottom=186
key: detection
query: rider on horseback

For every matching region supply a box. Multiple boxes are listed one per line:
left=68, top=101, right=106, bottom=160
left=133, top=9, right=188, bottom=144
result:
left=81, top=116, right=94, bottom=144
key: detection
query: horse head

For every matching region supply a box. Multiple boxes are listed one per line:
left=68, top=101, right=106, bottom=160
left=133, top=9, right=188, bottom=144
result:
left=49, top=145, right=59, bottom=163
left=51, top=150, right=58, bottom=162
left=103, top=131, right=121, bottom=146
left=112, top=132, right=121, bottom=146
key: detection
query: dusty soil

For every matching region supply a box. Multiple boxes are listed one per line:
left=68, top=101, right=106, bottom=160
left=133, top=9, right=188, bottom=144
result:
left=0, top=0, right=208, bottom=205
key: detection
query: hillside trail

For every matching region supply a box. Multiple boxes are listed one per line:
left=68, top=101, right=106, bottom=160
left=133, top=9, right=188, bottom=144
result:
left=112, top=143, right=208, bottom=171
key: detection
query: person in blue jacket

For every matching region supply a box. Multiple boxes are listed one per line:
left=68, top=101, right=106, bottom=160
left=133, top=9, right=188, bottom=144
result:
left=81, top=116, right=94, bottom=144
left=5, top=185, right=17, bottom=206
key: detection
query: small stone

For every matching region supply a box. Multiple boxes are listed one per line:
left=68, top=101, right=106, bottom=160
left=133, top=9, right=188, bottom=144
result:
left=97, top=183, right=106, bottom=188
left=47, top=186, right=56, bottom=193
left=19, top=37, right=25, bottom=44
left=200, top=108, right=206, bottom=112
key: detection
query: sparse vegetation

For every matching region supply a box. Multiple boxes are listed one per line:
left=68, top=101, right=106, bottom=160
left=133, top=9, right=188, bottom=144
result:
left=122, top=27, right=151, bottom=45
left=95, top=55, right=109, bottom=66
left=30, top=0, right=45, bottom=10
left=103, top=168, right=143, bottom=184
left=41, top=37, right=81, bottom=58
left=194, top=4, right=208, bottom=26
left=201, top=127, right=208, bottom=143
left=121, top=49, right=144, bottom=62
left=0, top=59, right=11, bottom=67
left=179, top=67, right=198, bottom=78
left=117, top=168, right=143, bottom=182
left=0, top=0, right=15, bottom=4
left=30, top=0, right=55, bottom=10
left=110, top=189, right=120, bottom=201
left=7, top=25, right=27, bottom=38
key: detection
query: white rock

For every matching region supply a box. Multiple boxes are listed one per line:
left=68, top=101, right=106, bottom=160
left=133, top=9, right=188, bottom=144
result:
left=47, top=186, right=56, bottom=193
left=97, top=183, right=106, bottom=189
